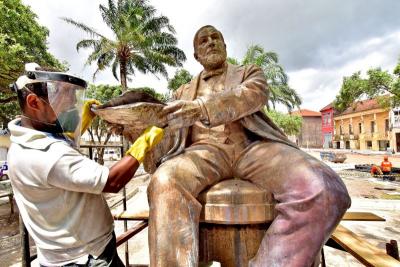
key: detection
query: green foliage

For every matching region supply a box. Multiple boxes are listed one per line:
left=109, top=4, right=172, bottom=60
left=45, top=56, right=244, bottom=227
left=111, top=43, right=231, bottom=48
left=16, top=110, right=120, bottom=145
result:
left=394, top=60, right=400, bottom=77
left=334, top=72, right=366, bottom=112
left=86, top=84, right=122, bottom=102
left=85, top=84, right=123, bottom=164
left=229, top=45, right=301, bottom=111
left=334, top=58, right=400, bottom=112
left=0, top=0, right=64, bottom=127
left=227, top=57, right=239, bottom=65
left=63, top=0, right=186, bottom=91
left=132, top=86, right=168, bottom=102
left=167, top=68, right=192, bottom=92
left=0, top=91, right=19, bottom=127
left=265, top=109, right=303, bottom=136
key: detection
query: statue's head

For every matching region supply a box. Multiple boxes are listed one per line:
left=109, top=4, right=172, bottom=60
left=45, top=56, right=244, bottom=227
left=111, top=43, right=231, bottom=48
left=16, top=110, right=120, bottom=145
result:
left=193, top=25, right=227, bottom=71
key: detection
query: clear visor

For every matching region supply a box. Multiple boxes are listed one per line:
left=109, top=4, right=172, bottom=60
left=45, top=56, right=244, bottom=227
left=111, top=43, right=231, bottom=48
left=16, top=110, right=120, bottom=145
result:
left=46, top=81, right=85, bottom=148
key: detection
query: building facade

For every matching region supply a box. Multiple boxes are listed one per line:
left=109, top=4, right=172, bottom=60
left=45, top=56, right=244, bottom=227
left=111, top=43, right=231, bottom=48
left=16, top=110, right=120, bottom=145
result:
left=320, top=103, right=334, bottom=148
left=290, top=109, right=322, bottom=148
left=333, top=99, right=390, bottom=151
left=389, top=107, right=400, bottom=152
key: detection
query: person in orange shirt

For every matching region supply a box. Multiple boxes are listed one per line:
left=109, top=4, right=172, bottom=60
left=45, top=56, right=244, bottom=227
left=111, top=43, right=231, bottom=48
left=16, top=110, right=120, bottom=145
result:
left=381, top=155, right=393, bottom=180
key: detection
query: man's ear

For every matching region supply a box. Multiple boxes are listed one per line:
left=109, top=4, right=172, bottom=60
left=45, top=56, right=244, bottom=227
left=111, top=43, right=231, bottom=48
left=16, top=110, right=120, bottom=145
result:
left=26, top=94, right=42, bottom=111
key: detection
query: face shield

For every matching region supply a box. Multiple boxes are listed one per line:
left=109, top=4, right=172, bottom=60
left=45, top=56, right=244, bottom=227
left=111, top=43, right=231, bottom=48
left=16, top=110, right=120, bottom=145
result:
left=45, top=81, right=86, bottom=147
left=11, top=63, right=87, bottom=148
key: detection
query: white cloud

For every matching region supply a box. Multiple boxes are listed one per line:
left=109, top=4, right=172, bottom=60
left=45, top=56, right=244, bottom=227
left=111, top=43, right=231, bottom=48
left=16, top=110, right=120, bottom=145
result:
left=289, top=31, right=400, bottom=111
left=22, top=0, right=400, bottom=108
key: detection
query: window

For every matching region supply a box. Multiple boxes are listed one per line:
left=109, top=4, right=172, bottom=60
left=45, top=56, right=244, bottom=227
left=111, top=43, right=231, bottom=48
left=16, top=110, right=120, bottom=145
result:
left=366, top=141, right=372, bottom=149
left=359, top=122, right=362, bottom=134
left=349, top=124, right=353, bottom=134
left=339, top=125, right=343, bottom=135
left=371, top=121, right=375, bottom=133
left=323, top=113, right=331, bottom=126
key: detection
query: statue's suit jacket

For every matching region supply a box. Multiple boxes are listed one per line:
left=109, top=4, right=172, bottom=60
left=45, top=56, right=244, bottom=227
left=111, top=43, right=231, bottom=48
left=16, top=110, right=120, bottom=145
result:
left=144, top=63, right=298, bottom=173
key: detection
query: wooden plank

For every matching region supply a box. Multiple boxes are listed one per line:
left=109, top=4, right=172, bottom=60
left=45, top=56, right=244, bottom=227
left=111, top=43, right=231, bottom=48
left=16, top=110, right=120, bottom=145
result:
left=0, top=190, right=12, bottom=198
left=116, top=221, right=148, bottom=247
left=113, top=210, right=149, bottom=221
left=342, top=212, right=385, bottom=221
left=112, top=211, right=385, bottom=223
left=331, top=225, right=400, bottom=267
left=80, top=144, right=123, bottom=148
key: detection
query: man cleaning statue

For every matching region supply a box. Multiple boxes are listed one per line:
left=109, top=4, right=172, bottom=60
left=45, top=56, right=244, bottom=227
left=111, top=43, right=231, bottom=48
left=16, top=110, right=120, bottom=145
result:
left=7, top=63, right=164, bottom=267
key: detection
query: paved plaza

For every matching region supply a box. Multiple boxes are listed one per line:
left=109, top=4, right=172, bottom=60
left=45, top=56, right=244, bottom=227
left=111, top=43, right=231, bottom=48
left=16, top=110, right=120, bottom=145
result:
left=1, top=150, right=399, bottom=266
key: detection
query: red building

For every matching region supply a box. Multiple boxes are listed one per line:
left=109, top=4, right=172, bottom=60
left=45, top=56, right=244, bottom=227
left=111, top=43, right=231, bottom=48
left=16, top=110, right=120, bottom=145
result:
left=320, top=103, right=334, bottom=148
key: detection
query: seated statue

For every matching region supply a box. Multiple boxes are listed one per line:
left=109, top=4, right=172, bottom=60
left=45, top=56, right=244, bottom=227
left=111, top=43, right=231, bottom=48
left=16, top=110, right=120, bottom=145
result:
left=146, top=25, right=351, bottom=267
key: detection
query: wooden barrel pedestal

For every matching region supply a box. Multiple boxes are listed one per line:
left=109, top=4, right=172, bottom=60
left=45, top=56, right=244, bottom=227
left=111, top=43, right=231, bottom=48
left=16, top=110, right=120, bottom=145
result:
left=198, top=179, right=275, bottom=267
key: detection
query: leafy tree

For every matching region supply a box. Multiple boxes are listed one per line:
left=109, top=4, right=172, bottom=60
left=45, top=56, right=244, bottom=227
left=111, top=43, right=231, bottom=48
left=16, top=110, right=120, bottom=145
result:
left=85, top=84, right=122, bottom=164
left=0, top=0, right=64, bottom=126
left=167, top=68, right=192, bottom=92
left=265, top=109, right=303, bottom=136
left=334, top=58, right=400, bottom=112
left=229, top=45, right=302, bottom=111
left=63, top=0, right=186, bottom=91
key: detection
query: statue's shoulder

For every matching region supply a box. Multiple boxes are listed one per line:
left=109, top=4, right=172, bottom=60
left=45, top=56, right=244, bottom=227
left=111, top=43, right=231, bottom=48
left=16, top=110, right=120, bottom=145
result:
left=239, top=64, right=264, bottom=78
left=227, top=63, right=257, bottom=74
left=174, top=75, right=198, bottom=99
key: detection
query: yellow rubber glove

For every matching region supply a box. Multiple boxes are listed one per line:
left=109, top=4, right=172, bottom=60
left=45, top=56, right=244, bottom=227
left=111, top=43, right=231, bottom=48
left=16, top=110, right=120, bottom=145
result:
left=126, top=126, right=164, bottom=163
left=81, top=99, right=101, bottom=134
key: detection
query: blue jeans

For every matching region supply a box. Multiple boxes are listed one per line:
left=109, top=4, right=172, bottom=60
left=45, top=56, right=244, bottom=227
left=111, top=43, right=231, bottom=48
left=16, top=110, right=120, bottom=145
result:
left=40, top=232, right=124, bottom=267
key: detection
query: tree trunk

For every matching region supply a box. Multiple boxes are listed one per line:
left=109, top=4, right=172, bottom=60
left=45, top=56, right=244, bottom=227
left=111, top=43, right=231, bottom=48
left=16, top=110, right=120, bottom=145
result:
left=117, top=58, right=130, bottom=152
left=120, top=59, right=127, bottom=92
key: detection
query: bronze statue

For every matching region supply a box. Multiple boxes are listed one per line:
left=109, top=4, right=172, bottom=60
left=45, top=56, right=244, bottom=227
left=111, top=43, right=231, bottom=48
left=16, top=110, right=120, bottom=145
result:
left=147, top=25, right=351, bottom=267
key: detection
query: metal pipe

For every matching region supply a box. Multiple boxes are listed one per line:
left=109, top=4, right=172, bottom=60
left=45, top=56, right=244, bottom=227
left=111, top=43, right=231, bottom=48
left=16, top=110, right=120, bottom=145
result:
left=123, top=186, right=129, bottom=266
left=20, top=216, right=31, bottom=267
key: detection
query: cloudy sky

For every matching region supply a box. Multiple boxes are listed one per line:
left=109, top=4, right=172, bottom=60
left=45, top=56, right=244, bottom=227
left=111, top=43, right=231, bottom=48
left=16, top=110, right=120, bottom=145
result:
left=22, top=0, right=400, bottom=111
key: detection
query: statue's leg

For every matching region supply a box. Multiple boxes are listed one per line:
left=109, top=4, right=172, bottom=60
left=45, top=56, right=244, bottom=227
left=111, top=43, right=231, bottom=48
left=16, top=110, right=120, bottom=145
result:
left=147, top=144, right=232, bottom=267
left=234, top=141, right=351, bottom=267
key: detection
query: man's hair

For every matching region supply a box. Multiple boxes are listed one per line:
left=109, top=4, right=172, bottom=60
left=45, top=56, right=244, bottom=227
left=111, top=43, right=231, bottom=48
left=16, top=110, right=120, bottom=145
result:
left=193, top=25, right=225, bottom=51
left=16, top=66, right=59, bottom=111
left=17, top=82, right=49, bottom=111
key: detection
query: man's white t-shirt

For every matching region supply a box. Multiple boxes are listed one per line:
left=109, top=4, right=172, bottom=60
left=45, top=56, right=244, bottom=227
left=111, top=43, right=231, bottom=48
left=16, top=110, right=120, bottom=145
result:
left=7, top=119, right=114, bottom=266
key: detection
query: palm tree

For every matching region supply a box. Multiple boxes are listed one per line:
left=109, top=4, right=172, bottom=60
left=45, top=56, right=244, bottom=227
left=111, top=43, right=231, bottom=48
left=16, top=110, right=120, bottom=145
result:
left=63, top=0, right=186, bottom=91
left=229, top=45, right=301, bottom=111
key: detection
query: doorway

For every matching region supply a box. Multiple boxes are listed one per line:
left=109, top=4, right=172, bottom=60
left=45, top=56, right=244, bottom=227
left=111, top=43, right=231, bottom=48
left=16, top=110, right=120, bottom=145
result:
left=396, top=133, right=400, bottom=152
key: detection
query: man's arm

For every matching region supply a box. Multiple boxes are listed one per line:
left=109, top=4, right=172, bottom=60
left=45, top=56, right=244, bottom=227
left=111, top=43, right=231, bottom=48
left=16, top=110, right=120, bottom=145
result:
left=103, top=126, right=164, bottom=193
left=102, top=155, right=140, bottom=193
left=47, top=127, right=163, bottom=194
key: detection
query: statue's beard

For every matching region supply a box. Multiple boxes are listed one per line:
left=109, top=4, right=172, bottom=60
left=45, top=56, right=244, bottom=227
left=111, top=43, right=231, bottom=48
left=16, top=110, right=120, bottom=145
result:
left=198, top=52, right=227, bottom=70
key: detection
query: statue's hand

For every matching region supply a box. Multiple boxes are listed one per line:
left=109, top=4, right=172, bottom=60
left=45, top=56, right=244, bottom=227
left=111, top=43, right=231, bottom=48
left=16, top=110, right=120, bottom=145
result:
left=161, top=100, right=204, bottom=129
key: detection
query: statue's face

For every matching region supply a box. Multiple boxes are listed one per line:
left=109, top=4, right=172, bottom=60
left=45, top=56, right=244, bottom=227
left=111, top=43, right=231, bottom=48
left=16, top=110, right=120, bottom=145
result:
left=194, top=27, right=227, bottom=70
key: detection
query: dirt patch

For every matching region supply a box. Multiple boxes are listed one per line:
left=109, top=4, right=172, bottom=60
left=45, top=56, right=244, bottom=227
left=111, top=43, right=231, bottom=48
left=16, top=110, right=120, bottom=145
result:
left=0, top=201, right=21, bottom=267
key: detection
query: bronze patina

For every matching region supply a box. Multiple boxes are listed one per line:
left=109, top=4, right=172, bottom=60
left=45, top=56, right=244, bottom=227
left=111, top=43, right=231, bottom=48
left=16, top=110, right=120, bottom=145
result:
left=146, top=25, right=351, bottom=267
left=94, top=25, right=351, bottom=267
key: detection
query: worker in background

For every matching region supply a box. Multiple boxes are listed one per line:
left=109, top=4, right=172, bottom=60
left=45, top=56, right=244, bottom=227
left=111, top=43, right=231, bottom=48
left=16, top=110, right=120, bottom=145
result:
left=381, top=155, right=393, bottom=180
left=7, top=63, right=163, bottom=267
